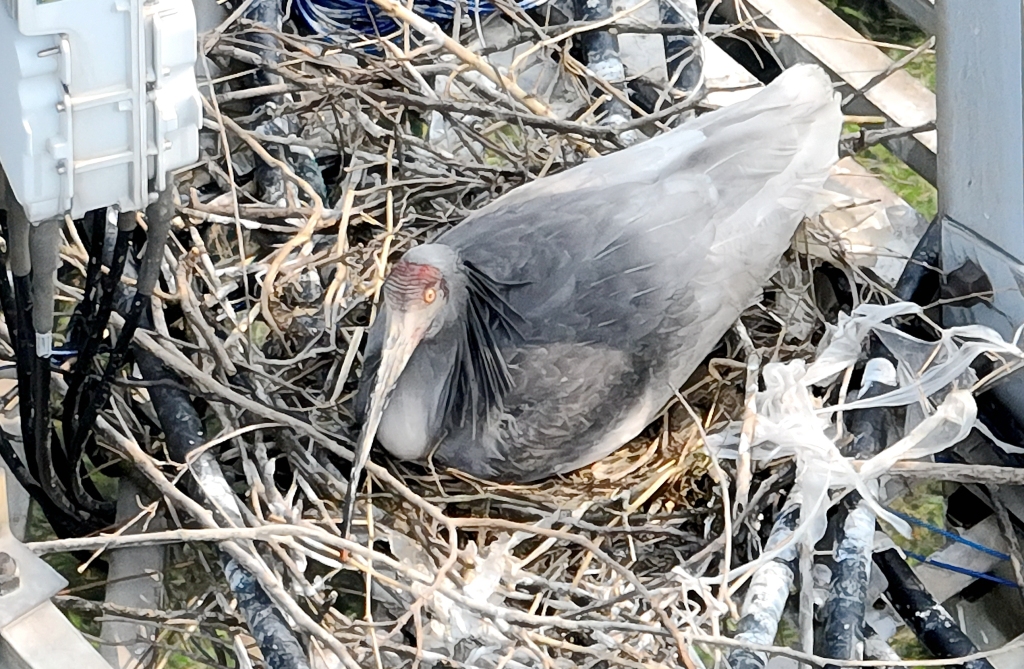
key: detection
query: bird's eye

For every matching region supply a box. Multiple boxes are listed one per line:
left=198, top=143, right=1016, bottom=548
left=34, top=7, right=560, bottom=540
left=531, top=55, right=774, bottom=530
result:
left=423, top=287, right=437, bottom=304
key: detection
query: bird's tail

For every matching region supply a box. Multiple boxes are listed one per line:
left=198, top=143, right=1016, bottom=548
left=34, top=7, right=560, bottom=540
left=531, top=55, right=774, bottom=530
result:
left=696, top=63, right=842, bottom=217
left=678, top=64, right=840, bottom=258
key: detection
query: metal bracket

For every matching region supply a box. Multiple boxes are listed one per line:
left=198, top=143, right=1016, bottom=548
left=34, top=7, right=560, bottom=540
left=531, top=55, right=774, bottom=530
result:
left=0, top=470, right=114, bottom=669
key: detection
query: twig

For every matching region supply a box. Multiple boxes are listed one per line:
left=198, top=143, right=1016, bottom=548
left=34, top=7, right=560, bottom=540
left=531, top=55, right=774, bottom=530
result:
left=210, top=104, right=327, bottom=340
left=842, top=36, right=936, bottom=107
left=733, top=322, right=760, bottom=514
left=851, top=460, right=1024, bottom=485
left=368, top=0, right=560, bottom=121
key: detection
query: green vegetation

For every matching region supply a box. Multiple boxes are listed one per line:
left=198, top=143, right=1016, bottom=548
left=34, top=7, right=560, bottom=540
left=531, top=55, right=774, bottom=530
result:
left=895, top=48, right=935, bottom=92
left=822, top=0, right=926, bottom=45
left=856, top=143, right=938, bottom=220
left=826, top=0, right=938, bottom=219
left=884, top=481, right=949, bottom=558
left=889, top=625, right=932, bottom=667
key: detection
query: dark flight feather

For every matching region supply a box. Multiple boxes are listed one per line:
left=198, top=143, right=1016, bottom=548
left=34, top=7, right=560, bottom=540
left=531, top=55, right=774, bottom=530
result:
left=442, top=260, right=525, bottom=435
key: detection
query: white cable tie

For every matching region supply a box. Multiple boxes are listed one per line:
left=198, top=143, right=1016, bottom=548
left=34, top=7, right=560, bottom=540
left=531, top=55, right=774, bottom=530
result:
left=35, top=332, right=53, bottom=358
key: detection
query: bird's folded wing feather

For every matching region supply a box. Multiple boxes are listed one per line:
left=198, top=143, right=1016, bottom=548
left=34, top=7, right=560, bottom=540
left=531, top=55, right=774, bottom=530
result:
left=440, top=65, right=840, bottom=347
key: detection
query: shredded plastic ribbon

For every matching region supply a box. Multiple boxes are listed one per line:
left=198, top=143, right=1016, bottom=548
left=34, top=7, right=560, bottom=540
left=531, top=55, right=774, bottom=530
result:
left=704, top=301, right=1024, bottom=583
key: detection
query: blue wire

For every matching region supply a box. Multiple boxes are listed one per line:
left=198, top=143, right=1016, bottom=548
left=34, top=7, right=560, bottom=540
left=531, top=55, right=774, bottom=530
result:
left=886, top=507, right=1011, bottom=562
left=293, top=0, right=550, bottom=42
left=904, top=551, right=1019, bottom=589
left=885, top=507, right=1019, bottom=588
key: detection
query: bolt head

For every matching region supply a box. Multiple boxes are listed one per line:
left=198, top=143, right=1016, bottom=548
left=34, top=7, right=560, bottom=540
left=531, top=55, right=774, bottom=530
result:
left=0, top=552, right=20, bottom=596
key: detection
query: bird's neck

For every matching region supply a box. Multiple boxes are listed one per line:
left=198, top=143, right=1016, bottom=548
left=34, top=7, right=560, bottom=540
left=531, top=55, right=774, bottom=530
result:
left=375, top=335, right=456, bottom=461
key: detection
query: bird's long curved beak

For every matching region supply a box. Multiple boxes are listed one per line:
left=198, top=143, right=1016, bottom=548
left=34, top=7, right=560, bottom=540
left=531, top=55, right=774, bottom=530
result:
left=340, top=311, right=426, bottom=539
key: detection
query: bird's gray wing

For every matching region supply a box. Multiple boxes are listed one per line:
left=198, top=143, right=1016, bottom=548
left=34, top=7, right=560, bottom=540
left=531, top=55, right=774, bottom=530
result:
left=434, top=341, right=644, bottom=481
left=439, top=175, right=718, bottom=348
left=439, top=64, right=840, bottom=349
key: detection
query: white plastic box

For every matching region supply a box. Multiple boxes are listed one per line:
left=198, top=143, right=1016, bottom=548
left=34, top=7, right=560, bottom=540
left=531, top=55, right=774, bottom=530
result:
left=0, top=0, right=202, bottom=222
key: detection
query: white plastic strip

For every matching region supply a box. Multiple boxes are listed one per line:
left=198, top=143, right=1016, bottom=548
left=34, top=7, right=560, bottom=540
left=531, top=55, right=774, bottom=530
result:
left=701, top=300, right=1024, bottom=587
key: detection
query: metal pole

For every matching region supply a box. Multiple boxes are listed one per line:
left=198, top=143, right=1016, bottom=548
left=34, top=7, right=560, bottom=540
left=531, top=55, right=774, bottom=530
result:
left=881, top=0, right=937, bottom=35
left=936, top=0, right=1024, bottom=253
left=937, top=0, right=1024, bottom=426
left=99, top=479, right=165, bottom=669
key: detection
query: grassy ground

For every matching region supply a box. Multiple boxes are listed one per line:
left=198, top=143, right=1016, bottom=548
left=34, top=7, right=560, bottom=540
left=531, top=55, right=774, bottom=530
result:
left=857, top=143, right=938, bottom=220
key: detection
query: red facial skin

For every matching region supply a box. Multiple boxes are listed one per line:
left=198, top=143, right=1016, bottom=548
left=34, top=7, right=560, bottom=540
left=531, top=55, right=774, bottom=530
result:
left=385, top=261, right=446, bottom=308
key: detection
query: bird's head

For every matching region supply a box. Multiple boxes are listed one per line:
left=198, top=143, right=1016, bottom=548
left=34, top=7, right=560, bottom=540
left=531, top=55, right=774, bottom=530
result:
left=340, top=243, right=522, bottom=537
left=380, top=243, right=462, bottom=342
left=364, top=245, right=462, bottom=438
left=341, top=244, right=462, bottom=536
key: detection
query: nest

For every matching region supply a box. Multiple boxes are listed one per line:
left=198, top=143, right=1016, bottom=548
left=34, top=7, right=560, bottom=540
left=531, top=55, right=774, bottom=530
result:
left=22, top=3, right=1015, bottom=668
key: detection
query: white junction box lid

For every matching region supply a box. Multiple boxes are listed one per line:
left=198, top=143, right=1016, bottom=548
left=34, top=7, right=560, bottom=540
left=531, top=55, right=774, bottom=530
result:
left=0, top=0, right=202, bottom=222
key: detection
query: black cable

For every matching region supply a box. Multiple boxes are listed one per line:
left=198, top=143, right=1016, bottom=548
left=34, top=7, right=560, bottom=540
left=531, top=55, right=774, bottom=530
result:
left=63, top=213, right=135, bottom=506
left=0, top=210, right=101, bottom=534
left=819, top=352, right=896, bottom=666
left=70, top=192, right=172, bottom=458
left=66, top=209, right=107, bottom=349
left=661, top=0, right=703, bottom=93
left=874, top=549, right=995, bottom=669
left=135, top=347, right=311, bottom=669
left=0, top=211, right=17, bottom=336
left=574, top=0, right=632, bottom=125
left=11, top=274, right=40, bottom=480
